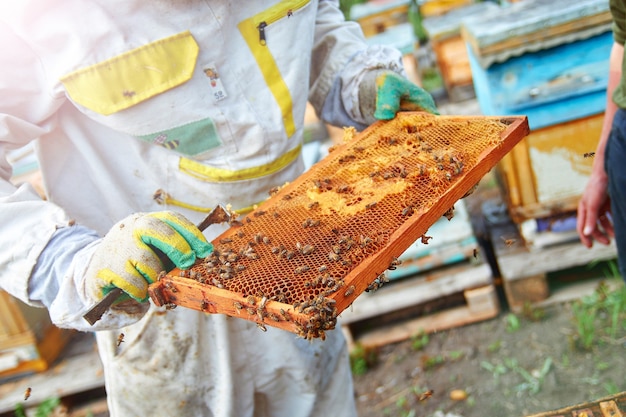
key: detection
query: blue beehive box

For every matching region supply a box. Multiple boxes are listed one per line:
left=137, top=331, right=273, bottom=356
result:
left=461, top=0, right=613, bottom=130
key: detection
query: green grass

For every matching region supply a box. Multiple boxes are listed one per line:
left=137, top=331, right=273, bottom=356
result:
left=571, top=277, right=626, bottom=351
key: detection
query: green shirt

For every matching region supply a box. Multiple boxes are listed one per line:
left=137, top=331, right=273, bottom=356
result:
left=611, top=0, right=626, bottom=108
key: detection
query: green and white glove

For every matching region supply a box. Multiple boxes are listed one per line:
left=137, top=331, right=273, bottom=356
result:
left=359, top=70, right=438, bottom=123
left=85, top=211, right=213, bottom=303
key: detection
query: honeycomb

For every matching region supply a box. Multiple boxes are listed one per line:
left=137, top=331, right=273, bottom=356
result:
left=148, top=112, right=529, bottom=339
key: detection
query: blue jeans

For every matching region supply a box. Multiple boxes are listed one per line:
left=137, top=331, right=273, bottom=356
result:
left=605, top=108, right=626, bottom=282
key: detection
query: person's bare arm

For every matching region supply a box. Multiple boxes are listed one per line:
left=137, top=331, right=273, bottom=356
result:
left=576, top=42, right=624, bottom=247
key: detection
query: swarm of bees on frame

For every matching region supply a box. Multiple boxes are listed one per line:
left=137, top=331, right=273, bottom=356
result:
left=161, top=115, right=513, bottom=339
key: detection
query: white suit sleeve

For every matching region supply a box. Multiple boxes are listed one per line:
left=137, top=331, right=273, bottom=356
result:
left=308, top=0, right=405, bottom=129
left=0, top=20, right=72, bottom=302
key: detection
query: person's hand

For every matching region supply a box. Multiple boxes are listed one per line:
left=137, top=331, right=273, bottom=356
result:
left=577, top=172, right=614, bottom=247
left=85, top=211, right=213, bottom=303
left=374, top=71, right=439, bottom=118
left=359, top=70, right=438, bottom=123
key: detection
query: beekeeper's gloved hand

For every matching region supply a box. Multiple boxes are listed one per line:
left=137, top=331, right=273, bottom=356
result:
left=359, top=70, right=438, bottom=124
left=85, top=211, right=213, bottom=303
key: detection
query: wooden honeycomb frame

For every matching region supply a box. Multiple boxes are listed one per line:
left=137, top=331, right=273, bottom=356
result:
left=148, top=112, right=530, bottom=339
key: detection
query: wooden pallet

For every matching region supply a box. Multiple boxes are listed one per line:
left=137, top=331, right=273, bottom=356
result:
left=0, top=332, right=104, bottom=416
left=339, top=260, right=499, bottom=350
left=526, top=391, right=626, bottom=417
left=489, top=218, right=619, bottom=312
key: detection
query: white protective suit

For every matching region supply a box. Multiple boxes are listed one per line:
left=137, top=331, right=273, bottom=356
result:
left=0, top=1, right=406, bottom=416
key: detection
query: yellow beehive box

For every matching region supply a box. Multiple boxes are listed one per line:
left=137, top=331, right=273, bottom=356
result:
left=0, top=290, right=73, bottom=379
left=496, top=113, right=602, bottom=223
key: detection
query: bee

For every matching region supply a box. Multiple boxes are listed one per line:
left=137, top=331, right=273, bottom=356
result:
left=247, top=295, right=256, bottom=305
left=269, top=186, right=280, bottom=195
left=253, top=233, right=264, bottom=244
left=279, top=308, right=291, bottom=321
left=285, top=250, right=296, bottom=260
left=418, top=389, right=434, bottom=401
left=165, top=303, right=177, bottom=310
left=337, top=185, right=350, bottom=193
left=253, top=210, right=267, bottom=217
left=220, top=237, right=233, bottom=244
left=365, top=202, right=377, bottom=209
left=583, top=152, right=595, bottom=158
left=421, top=235, right=432, bottom=244
left=117, top=333, right=125, bottom=347
left=318, top=265, right=328, bottom=273
left=301, top=244, right=315, bottom=255
left=287, top=8, right=293, bottom=17
left=294, top=265, right=310, bottom=274
left=268, top=313, right=280, bottom=322
left=360, top=236, right=373, bottom=247
left=282, top=194, right=292, bottom=200
left=24, top=387, right=31, bottom=401
left=308, top=201, right=319, bottom=209
left=473, top=248, right=478, bottom=259
left=328, top=252, right=341, bottom=262
left=256, top=322, right=267, bottom=332
left=262, top=236, right=271, bottom=245
left=234, top=301, right=243, bottom=310
left=501, top=236, right=516, bottom=247
left=244, top=251, right=259, bottom=260
left=388, top=257, right=402, bottom=270
left=246, top=307, right=256, bottom=316
left=344, top=285, right=355, bottom=297
left=402, top=206, right=413, bottom=216
left=201, top=300, right=210, bottom=311
left=236, top=230, right=245, bottom=238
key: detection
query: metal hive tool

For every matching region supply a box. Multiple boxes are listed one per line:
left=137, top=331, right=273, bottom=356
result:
left=148, top=112, right=530, bottom=339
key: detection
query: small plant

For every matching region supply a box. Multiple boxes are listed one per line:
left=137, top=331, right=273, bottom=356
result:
left=350, top=343, right=378, bottom=376
left=522, top=301, right=546, bottom=322
left=505, top=357, right=553, bottom=394
left=422, top=354, right=445, bottom=370
left=15, top=397, right=62, bottom=417
left=505, top=313, right=521, bottom=333
left=487, top=340, right=502, bottom=353
left=481, top=360, right=508, bottom=381
left=571, top=279, right=626, bottom=350
left=603, top=380, right=620, bottom=395
left=410, top=330, right=429, bottom=351
left=448, top=350, right=464, bottom=361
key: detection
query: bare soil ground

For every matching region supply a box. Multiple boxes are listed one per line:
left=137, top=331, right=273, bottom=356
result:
left=351, top=296, right=626, bottom=417
left=351, top=172, right=626, bottom=417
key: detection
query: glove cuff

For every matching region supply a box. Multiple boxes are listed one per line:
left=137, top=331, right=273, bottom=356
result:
left=358, top=69, right=391, bottom=126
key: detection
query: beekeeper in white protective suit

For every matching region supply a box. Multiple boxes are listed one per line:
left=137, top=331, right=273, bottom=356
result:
left=0, top=1, right=437, bottom=416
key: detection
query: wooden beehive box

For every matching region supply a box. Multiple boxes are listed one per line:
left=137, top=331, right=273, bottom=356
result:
left=422, top=2, right=497, bottom=101
left=149, top=112, right=529, bottom=339
left=350, top=0, right=410, bottom=38
left=461, top=0, right=612, bottom=130
left=0, top=291, right=72, bottom=379
left=497, top=113, right=602, bottom=223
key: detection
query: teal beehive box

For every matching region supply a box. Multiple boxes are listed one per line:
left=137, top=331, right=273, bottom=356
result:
left=461, top=0, right=613, bottom=130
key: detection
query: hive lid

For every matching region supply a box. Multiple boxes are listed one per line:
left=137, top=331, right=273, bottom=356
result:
left=148, top=112, right=530, bottom=339
left=461, top=0, right=611, bottom=68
